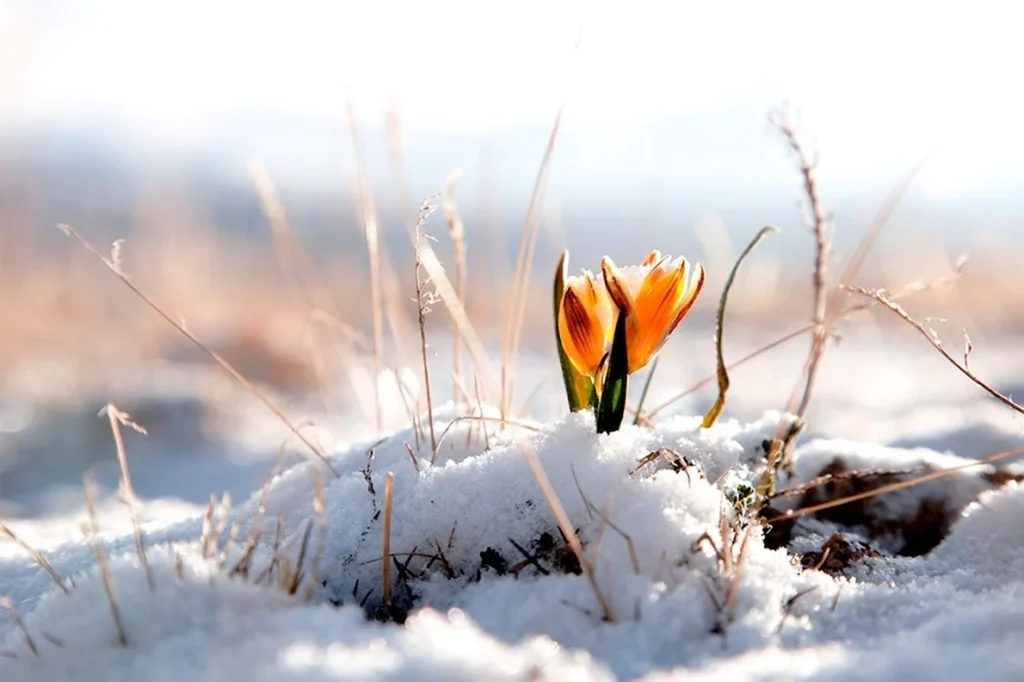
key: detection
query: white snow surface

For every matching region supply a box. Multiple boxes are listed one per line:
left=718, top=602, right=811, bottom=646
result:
left=2, top=406, right=1024, bottom=681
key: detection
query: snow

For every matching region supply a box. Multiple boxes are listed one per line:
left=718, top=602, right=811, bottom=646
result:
left=4, top=386, right=1024, bottom=681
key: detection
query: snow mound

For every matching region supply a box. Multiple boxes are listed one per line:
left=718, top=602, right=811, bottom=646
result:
left=3, top=409, right=1023, bottom=681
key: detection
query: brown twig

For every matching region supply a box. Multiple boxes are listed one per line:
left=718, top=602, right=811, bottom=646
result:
left=57, top=224, right=338, bottom=477
left=848, top=286, right=1024, bottom=416
left=382, top=472, right=395, bottom=608
left=770, top=110, right=831, bottom=420
left=772, top=109, right=928, bottom=426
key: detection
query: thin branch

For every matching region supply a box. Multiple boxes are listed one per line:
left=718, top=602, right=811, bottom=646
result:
left=644, top=263, right=966, bottom=420
left=848, top=286, right=1024, bottom=416
left=57, top=224, right=338, bottom=477
left=769, top=444, right=1024, bottom=524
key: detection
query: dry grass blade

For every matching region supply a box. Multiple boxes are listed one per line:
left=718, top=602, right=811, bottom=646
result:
left=1, top=596, right=37, bottom=657
left=382, top=472, right=395, bottom=608
left=702, top=225, right=779, bottom=428
left=82, top=474, right=128, bottom=647
left=0, top=520, right=67, bottom=595
left=249, top=162, right=324, bottom=311
left=100, top=403, right=153, bottom=592
left=570, top=466, right=640, bottom=575
left=725, top=524, right=754, bottom=623
left=768, top=444, right=1024, bottom=524
left=200, top=496, right=216, bottom=559
left=443, top=169, right=468, bottom=403
left=412, top=204, right=440, bottom=458
left=417, top=239, right=498, bottom=398
left=57, top=223, right=338, bottom=477
left=502, top=25, right=584, bottom=418
left=346, top=102, right=386, bottom=433
left=305, top=469, right=328, bottom=601
left=434, top=415, right=541, bottom=453
left=631, top=358, right=659, bottom=426
left=518, top=439, right=616, bottom=622
left=848, top=286, right=1024, bottom=416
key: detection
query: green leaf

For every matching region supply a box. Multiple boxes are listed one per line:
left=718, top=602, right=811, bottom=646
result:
left=702, top=225, right=780, bottom=429
left=554, top=250, right=597, bottom=412
left=596, top=306, right=629, bottom=434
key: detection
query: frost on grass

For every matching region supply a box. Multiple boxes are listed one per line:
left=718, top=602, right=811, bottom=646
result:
left=3, top=408, right=1024, bottom=681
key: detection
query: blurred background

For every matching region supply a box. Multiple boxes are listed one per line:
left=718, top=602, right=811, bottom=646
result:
left=2, top=0, right=1023, bottom=526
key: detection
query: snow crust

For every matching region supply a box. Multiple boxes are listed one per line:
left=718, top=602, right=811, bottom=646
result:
left=3, top=406, right=1023, bottom=681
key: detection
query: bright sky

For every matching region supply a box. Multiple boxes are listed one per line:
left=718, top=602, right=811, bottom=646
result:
left=2, top=0, right=1023, bottom=198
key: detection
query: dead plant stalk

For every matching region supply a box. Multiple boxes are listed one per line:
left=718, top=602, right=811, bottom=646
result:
left=443, top=171, right=468, bottom=404
left=102, top=403, right=154, bottom=591
left=83, top=475, right=128, bottom=647
left=413, top=205, right=440, bottom=458
left=1, top=597, right=37, bottom=657
left=346, top=101, right=386, bottom=433
left=519, top=440, right=616, bottom=622
left=0, top=521, right=67, bottom=595
left=771, top=112, right=830, bottom=419
left=382, top=472, right=395, bottom=608
left=848, top=286, right=1024, bottom=417
left=501, top=25, right=583, bottom=418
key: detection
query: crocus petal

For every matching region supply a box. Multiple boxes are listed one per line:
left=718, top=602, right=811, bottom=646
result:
left=558, top=286, right=607, bottom=377
left=625, top=260, right=686, bottom=371
left=667, top=263, right=705, bottom=335
left=600, top=256, right=634, bottom=315
left=641, top=250, right=663, bottom=267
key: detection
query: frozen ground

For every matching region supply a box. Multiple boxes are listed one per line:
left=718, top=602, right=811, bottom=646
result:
left=2, top=327, right=1024, bottom=681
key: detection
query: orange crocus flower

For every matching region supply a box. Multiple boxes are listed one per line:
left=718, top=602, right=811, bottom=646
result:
left=600, top=250, right=705, bottom=374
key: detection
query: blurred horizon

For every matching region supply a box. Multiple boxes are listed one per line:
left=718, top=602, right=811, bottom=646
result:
left=4, top=0, right=1024, bottom=520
